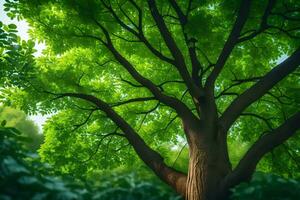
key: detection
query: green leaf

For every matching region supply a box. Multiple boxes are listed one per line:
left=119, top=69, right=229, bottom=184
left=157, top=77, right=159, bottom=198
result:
left=8, top=24, right=17, bottom=29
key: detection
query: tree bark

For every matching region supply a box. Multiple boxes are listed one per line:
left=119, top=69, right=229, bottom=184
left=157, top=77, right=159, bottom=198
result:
left=185, top=128, right=231, bottom=200
left=186, top=147, right=210, bottom=200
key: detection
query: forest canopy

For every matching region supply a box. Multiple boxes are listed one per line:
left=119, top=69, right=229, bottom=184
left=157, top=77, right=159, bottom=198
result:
left=0, top=0, right=299, bottom=199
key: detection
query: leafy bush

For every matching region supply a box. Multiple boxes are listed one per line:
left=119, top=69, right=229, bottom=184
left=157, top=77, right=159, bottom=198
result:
left=90, top=169, right=181, bottom=200
left=231, top=172, right=300, bottom=200
left=0, top=125, right=181, bottom=200
left=0, top=126, right=88, bottom=200
left=5, top=123, right=299, bottom=200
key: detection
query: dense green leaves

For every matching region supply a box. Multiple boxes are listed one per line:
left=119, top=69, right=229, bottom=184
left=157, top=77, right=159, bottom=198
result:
left=89, top=169, right=182, bottom=200
left=4, top=0, right=297, bottom=178
left=0, top=0, right=300, bottom=198
left=0, top=107, right=42, bottom=151
left=0, top=125, right=181, bottom=199
left=0, top=21, right=36, bottom=88
left=231, top=172, right=300, bottom=200
left=0, top=126, right=88, bottom=200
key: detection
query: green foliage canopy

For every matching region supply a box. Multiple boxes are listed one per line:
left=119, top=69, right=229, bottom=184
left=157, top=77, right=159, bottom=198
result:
left=0, top=20, right=35, bottom=87
left=1, top=0, right=300, bottom=187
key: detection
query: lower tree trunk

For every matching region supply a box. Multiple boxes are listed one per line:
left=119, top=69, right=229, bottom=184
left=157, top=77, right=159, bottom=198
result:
left=185, top=136, right=231, bottom=200
left=186, top=148, right=209, bottom=200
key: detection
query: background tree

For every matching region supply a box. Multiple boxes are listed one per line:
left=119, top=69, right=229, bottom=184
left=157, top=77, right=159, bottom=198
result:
left=0, top=106, right=43, bottom=151
left=2, top=0, right=300, bottom=199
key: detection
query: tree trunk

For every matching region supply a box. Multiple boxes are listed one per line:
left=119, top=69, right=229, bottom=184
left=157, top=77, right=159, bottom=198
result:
left=185, top=130, right=231, bottom=200
left=186, top=147, right=210, bottom=200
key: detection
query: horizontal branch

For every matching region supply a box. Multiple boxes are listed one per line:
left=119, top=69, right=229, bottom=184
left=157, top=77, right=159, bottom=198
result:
left=267, top=25, right=300, bottom=39
left=240, top=112, right=274, bottom=130
left=215, top=76, right=262, bottom=98
left=136, top=102, right=160, bottom=115
left=271, top=11, right=300, bottom=22
left=220, top=48, right=300, bottom=132
left=215, top=92, right=239, bottom=99
left=222, top=111, right=300, bottom=190
left=110, top=97, right=156, bottom=107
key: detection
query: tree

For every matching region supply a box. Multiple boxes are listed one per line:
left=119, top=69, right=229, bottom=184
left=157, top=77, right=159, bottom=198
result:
left=2, top=0, right=300, bottom=199
left=0, top=107, right=43, bottom=151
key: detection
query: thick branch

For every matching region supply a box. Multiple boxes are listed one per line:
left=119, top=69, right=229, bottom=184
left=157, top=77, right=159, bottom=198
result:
left=52, top=92, right=187, bottom=194
left=168, top=0, right=203, bottom=87
left=237, top=0, right=276, bottom=43
left=221, top=48, right=300, bottom=132
left=168, top=0, right=187, bottom=25
left=94, top=20, right=199, bottom=122
left=222, top=112, right=300, bottom=190
left=147, top=0, right=202, bottom=99
left=168, top=0, right=204, bottom=116
left=205, top=0, right=251, bottom=89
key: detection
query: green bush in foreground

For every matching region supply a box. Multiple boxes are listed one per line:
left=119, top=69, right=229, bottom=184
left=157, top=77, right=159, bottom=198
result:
left=0, top=125, right=180, bottom=200
left=1, top=125, right=299, bottom=199
left=0, top=126, right=88, bottom=200
left=231, top=172, right=300, bottom=200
